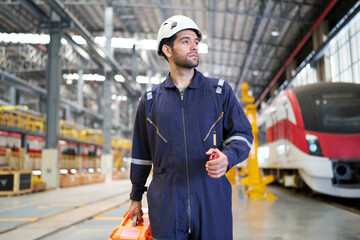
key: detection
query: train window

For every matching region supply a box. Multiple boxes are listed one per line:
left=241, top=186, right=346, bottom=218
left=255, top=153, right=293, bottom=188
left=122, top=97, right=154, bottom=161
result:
left=272, top=114, right=278, bottom=141
left=299, top=89, right=360, bottom=133
left=258, top=123, right=266, bottom=146
left=284, top=105, right=290, bottom=139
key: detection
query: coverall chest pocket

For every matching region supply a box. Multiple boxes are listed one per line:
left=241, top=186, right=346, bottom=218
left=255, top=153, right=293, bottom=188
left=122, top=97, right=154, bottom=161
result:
left=203, top=111, right=224, bottom=142
left=146, top=117, right=168, bottom=143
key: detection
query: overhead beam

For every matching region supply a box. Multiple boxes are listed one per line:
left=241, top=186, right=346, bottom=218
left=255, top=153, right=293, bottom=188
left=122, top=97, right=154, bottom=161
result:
left=19, top=0, right=48, bottom=23
left=60, top=1, right=312, bottom=24
left=255, top=0, right=339, bottom=106
left=0, top=69, right=102, bottom=121
left=210, top=47, right=281, bottom=61
left=45, top=0, right=142, bottom=97
left=234, top=0, right=275, bottom=94
left=211, top=36, right=290, bottom=50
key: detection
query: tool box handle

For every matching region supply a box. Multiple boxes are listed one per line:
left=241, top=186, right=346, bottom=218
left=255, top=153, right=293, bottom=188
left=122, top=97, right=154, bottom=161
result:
left=132, top=215, right=138, bottom=227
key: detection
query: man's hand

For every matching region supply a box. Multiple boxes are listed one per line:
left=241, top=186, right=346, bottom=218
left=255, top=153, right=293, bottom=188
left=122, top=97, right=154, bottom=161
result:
left=205, top=149, right=229, bottom=178
left=128, top=200, right=143, bottom=223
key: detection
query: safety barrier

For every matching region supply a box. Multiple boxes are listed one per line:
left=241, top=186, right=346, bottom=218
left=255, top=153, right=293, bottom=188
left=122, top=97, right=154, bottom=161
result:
left=0, top=107, right=45, bottom=134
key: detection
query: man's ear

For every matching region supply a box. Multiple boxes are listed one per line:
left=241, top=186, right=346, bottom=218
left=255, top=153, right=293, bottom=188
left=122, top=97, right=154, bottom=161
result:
left=162, top=44, right=172, bottom=58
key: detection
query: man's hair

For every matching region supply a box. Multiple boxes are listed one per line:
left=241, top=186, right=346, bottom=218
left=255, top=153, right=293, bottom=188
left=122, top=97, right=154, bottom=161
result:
left=159, top=33, right=178, bottom=62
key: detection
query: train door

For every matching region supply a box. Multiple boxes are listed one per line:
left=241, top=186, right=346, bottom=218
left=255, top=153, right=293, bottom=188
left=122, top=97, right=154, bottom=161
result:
left=274, top=100, right=289, bottom=166
left=269, top=110, right=278, bottom=167
left=283, top=102, right=291, bottom=159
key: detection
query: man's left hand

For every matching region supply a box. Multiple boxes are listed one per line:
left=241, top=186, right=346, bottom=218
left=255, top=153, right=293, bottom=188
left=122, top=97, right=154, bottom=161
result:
left=205, top=149, right=229, bottom=178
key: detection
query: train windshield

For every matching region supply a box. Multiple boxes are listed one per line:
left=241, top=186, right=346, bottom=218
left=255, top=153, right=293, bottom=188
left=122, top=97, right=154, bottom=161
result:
left=299, top=89, right=360, bottom=133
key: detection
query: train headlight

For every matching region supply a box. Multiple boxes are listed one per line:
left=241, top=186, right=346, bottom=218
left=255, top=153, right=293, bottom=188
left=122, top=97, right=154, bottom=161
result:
left=305, top=134, right=323, bottom=156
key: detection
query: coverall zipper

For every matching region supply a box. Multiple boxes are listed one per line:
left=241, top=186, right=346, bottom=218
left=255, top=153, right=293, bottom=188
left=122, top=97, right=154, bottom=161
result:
left=180, top=91, right=192, bottom=234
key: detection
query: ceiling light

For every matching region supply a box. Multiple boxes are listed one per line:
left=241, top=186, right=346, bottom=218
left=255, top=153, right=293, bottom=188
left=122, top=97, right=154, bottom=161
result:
left=63, top=73, right=105, bottom=82
left=0, top=32, right=209, bottom=54
left=117, top=96, right=128, bottom=101
left=66, top=79, right=73, bottom=85
left=150, top=77, right=161, bottom=84
left=252, top=71, right=259, bottom=76
left=136, top=76, right=149, bottom=84
left=0, top=32, right=50, bottom=44
left=114, top=75, right=125, bottom=82
left=198, top=43, right=208, bottom=54
left=94, top=36, right=208, bottom=54
left=271, top=28, right=280, bottom=37
left=72, top=35, right=86, bottom=45
left=83, top=73, right=105, bottom=81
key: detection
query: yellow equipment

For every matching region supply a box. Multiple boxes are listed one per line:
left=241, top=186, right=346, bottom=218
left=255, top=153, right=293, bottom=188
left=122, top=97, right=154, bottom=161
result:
left=238, top=82, right=276, bottom=200
left=79, top=129, right=104, bottom=145
left=112, top=138, right=131, bottom=169
left=58, top=120, right=79, bottom=140
left=0, top=105, right=45, bottom=133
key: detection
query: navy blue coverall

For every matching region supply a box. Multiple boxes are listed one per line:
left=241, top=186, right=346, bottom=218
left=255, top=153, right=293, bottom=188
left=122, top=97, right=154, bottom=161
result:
left=130, top=70, right=253, bottom=239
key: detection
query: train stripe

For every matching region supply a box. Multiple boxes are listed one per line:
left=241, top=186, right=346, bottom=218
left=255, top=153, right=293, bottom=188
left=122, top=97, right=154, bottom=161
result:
left=263, top=119, right=360, bottom=158
left=306, top=130, right=360, bottom=159
left=285, top=89, right=304, bottom=130
left=265, top=119, right=308, bottom=153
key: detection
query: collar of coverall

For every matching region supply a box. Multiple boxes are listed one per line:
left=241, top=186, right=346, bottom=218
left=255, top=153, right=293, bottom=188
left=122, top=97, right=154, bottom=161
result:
left=163, top=69, right=204, bottom=89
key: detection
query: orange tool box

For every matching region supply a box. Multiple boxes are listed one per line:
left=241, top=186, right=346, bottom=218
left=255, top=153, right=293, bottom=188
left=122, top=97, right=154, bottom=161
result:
left=110, top=209, right=151, bottom=240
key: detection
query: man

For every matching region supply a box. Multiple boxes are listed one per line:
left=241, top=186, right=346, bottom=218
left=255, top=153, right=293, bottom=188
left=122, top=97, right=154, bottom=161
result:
left=128, top=15, right=253, bottom=239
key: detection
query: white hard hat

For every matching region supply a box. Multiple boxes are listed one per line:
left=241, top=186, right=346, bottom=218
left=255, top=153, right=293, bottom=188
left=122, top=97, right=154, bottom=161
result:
left=156, top=15, right=202, bottom=56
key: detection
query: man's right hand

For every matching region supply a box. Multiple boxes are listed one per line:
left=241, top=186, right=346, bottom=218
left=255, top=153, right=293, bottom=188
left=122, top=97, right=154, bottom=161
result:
left=128, top=200, right=143, bottom=223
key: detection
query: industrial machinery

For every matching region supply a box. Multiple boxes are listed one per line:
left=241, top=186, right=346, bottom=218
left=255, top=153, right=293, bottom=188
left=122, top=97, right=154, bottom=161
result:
left=257, top=82, right=360, bottom=198
left=238, top=82, right=276, bottom=200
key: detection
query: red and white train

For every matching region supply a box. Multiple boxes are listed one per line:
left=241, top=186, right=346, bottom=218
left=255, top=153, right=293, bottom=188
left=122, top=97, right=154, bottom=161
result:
left=257, top=82, right=360, bottom=198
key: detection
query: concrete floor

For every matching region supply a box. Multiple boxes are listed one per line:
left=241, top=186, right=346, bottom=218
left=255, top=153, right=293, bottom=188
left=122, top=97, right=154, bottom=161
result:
left=0, top=180, right=359, bottom=240
left=232, top=186, right=360, bottom=240
left=0, top=179, right=132, bottom=240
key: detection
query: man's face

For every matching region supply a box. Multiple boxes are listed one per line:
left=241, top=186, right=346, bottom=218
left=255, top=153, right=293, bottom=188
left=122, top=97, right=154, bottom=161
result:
left=170, top=30, right=200, bottom=68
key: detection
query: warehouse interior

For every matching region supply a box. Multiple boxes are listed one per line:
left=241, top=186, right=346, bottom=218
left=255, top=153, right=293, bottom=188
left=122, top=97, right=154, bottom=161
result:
left=1, top=1, right=360, bottom=239
left=0, top=0, right=359, bottom=192
left=2, top=0, right=358, bottom=121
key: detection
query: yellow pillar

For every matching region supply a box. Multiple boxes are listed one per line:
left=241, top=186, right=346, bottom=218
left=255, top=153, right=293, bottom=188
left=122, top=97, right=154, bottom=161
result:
left=225, top=166, right=236, bottom=185
left=239, top=83, right=277, bottom=200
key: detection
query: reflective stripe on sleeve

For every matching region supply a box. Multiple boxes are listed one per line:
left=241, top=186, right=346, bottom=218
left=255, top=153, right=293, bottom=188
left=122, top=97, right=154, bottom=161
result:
left=223, top=136, right=252, bottom=149
left=131, top=158, right=152, bottom=165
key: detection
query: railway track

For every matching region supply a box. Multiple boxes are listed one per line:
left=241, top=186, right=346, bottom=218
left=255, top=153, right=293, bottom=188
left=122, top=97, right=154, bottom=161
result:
left=314, top=194, right=360, bottom=215
left=282, top=184, right=360, bottom=215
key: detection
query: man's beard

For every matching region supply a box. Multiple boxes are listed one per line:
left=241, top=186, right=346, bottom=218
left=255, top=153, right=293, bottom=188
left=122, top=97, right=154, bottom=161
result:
left=173, top=51, right=199, bottom=69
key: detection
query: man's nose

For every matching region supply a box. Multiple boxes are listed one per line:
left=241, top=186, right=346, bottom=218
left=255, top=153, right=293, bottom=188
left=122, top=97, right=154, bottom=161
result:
left=191, top=41, right=198, bottom=51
